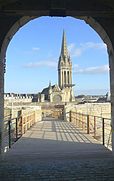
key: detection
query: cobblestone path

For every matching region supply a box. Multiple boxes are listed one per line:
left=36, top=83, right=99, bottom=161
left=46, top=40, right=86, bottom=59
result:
left=0, top=118, right=114, bottom=181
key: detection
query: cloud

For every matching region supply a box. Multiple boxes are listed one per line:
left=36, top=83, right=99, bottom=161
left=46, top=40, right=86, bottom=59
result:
left=80, top=42, right=107, bottom=50
left=23, top=47, right=40, bottom=54
left=68, top=42, right=107, bottom=57
left=73, top=64, right=79, bottom=68
left=73, top=64, right=109, bottom=74
left=68, top=43, right=82, bottom=57
left=32, top=47, right=40, bottom=51
left=23, top=60, right=57, bottom=68
left=24, top=60, right=109, bottom=75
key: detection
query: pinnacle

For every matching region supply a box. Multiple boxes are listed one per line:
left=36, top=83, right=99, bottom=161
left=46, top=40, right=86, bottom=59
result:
left=61, top=30, right=68, bottom=59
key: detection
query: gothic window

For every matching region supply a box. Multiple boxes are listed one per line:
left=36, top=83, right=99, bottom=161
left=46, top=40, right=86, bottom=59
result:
left=64, top=71, right=66, bottom=84
left=68, top=71, right=69, bottom=84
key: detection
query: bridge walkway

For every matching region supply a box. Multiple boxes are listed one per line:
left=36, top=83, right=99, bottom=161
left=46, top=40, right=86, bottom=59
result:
left=0, top=117, right=114, bottom=180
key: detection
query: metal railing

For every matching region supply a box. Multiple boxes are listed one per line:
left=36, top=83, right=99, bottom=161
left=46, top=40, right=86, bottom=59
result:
left=4, top=111, right=37, bottom=150
left=67, top=111, right=112, bottom=149
left=4, top=116, right=22, bottom=149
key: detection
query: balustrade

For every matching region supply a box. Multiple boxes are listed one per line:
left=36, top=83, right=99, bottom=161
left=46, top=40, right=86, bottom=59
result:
left=4, top=110, right=38, bottom=150
left=68, top=111, right=112, bottom=149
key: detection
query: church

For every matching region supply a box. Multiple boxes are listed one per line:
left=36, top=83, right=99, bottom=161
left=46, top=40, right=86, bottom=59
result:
left=39, top=31, right=75, bottom=103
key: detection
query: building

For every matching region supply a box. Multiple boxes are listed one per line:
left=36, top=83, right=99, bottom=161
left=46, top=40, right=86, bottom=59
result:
left=41, top=31, right=75, bottom=103
left=5, top=31, right=75, bottom=104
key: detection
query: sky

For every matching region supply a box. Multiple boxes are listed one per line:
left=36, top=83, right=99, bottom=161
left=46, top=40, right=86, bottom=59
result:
left=5, top=16, right=110, bottom=95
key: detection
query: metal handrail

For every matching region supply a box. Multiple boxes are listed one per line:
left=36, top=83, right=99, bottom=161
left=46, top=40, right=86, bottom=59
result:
left=4, top=110, right=37, bottom=150
left=68, top=111, right=112, bottom=149
left=6, top=116, right=22, bottom=148
left=71, top=111, right=111, bottom=120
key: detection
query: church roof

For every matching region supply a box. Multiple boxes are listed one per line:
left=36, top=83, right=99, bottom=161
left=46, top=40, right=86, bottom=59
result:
left=41, top=85, right=55, bottom=95
left=41, top=84, right=62, bottom=95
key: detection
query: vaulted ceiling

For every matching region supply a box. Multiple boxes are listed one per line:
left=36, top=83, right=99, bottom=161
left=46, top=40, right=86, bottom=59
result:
left=0, top=0, right=114, bottom=17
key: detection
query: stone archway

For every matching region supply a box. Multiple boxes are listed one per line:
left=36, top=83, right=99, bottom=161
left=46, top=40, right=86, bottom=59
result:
left=0, top=14, right=114, bottom=152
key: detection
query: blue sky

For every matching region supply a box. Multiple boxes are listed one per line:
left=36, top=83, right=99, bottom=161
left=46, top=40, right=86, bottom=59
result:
left=5, top=16, right=109, bottom=95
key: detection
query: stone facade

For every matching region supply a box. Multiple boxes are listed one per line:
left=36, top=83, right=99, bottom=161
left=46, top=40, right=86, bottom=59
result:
left=4, top=93, right=33, bottom=106
left=41, top=31, right=75, bottom=103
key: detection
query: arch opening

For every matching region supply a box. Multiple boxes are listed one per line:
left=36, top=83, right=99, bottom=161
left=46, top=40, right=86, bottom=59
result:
left=0, top=15, right=113, bottom=153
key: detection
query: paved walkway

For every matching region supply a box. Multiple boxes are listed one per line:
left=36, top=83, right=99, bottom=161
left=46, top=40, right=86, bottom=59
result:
left=0, top=118, right=114, bottom=180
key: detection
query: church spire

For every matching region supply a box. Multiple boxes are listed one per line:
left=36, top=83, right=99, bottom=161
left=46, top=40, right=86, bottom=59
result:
left=58, top=31, right=72, bottom=89
left=61, top=30, right=68, bottom=59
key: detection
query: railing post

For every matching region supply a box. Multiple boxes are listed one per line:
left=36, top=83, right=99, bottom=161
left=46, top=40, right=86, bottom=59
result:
left=8, top=120, right=11, bottom=148
left=87, top=115, right=90, bottom=134
left=94, top=116, right=96, bottom=138
left=20, top=116, right=23, bottom=136
left=69, top=111, right=72, bottom=122
left=16, top=118, right=18, bottom=140
left=102, top=118, right=105, bottom=145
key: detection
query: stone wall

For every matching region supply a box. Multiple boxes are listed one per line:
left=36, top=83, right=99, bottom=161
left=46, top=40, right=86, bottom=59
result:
left=74, top=103, right=111, bottom=119
left=4, top=105, right=42, bottom=121
left=64, top=103, right=111, bottom=121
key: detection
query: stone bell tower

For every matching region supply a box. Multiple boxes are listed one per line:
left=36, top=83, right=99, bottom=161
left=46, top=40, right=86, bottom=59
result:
left=58, top=31, right=72, bottom=89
